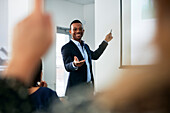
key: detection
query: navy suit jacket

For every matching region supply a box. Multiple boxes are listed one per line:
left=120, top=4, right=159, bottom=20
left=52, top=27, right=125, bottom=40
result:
left=61, top=40, right=108, bottom=96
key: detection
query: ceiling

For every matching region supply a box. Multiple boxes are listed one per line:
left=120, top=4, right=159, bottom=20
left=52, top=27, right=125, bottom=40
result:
left=59, top=0, right=94, bottom=5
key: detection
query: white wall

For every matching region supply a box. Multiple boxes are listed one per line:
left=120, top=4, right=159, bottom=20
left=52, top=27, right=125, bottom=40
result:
left=45, top=0, right=84, bottom=28
left=95, top=0, right=121, bottom=92
left=83, top=4, right=95, bottom=50
left=44, top=0, right=95, bottom=90
left=83, top=4, right=96, bottom=76
left=0, top=0, right=8, bottom=48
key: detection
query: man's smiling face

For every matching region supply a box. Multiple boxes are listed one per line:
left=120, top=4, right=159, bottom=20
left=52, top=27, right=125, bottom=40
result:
left=69, top=23, right=84, bottom=42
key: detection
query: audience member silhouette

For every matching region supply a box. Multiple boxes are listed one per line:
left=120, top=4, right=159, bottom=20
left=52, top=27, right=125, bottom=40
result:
left=95, top=1, right=170, bottom=113
left=28, top=59, right=61, bottom=112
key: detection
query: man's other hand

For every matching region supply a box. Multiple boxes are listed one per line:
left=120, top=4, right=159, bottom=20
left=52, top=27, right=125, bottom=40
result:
left=73, top=56, right=85, bottom=67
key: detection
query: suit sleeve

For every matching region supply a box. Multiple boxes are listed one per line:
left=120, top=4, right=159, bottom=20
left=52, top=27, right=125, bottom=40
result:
left=61, top=45, right=77, bottom=72
left=90, top=41, right=108, bottom=60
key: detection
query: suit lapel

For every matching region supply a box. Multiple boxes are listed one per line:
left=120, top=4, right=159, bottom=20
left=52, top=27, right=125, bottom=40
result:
left=69, top=40, right=84, bottom=60
left=84, top=44, right=92, bottom=64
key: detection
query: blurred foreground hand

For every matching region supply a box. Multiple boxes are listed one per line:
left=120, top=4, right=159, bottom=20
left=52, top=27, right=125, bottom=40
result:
left=4, top=0, right=53, bottom=86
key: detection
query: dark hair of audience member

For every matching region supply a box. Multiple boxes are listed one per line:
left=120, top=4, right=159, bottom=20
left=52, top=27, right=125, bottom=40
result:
left=31, top=59, right=42, bottom=87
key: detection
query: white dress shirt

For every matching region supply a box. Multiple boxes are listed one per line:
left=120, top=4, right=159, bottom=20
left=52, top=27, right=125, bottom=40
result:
left=71, top=39, right=91, bottom=82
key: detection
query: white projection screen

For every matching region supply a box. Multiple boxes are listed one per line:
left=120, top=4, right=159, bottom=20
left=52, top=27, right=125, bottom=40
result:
left=120, top=0, right=158, bottom=67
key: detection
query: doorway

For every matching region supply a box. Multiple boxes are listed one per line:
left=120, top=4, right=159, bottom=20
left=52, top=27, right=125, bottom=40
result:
left=56, top=27, right=70, bottom=97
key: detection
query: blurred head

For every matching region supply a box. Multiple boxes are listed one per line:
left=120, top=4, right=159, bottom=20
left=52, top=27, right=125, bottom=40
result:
left=95, top=0, right=170, bottom=112
left=69, top=20, right=84, bottom=42
left=154, top=0, right=170, bottom=65
left=32, top=59, right=42, bottom=87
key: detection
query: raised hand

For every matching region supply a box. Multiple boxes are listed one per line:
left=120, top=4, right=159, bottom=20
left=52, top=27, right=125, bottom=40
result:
left=5, top=0, right=53, bottom=85
left=12, top=0, right=53, bottom=61
left=105, top=32, right=113, bottom=42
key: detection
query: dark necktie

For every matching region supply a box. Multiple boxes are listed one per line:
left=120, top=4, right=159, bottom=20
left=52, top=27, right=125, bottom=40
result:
left=80, top=41, right=84, bottom=49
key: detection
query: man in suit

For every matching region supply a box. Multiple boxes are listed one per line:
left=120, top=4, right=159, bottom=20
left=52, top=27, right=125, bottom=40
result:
left=61, top=20, right=113, bottom=99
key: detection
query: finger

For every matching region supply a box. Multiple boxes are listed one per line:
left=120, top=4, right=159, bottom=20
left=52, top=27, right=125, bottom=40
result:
left=74, top=56, right=77, bottom=61
left=107, top=33, right=111, bottom=37
left=77, top=60, right=85, bottom=64
left=77, top=62, right=84, bottom=66
left=74, top=56, right=79, bottom=61
left=34, top=0, right=43, bottom=13
left=109, top=33, right=112, bottom=38
left=80, top=60, right=85, bottom=63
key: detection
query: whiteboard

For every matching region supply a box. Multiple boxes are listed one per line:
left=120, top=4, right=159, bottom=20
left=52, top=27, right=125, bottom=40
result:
left=121, top=0, right=158, bottom=66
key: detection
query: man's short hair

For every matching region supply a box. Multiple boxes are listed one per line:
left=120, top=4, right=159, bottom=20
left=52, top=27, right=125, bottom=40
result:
left=70, top=20, right=83, bottom=30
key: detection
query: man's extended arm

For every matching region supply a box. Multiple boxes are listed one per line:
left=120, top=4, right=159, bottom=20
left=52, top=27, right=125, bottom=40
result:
left=90, top=32, right=113, bottom=60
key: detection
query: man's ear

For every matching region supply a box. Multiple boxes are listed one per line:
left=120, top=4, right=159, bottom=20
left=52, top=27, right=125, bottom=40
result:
left=69, top=30, right=71, bottom=34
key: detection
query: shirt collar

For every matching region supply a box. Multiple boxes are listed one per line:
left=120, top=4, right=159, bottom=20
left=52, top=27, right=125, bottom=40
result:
left=71, top=39, right=85, bottom=46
